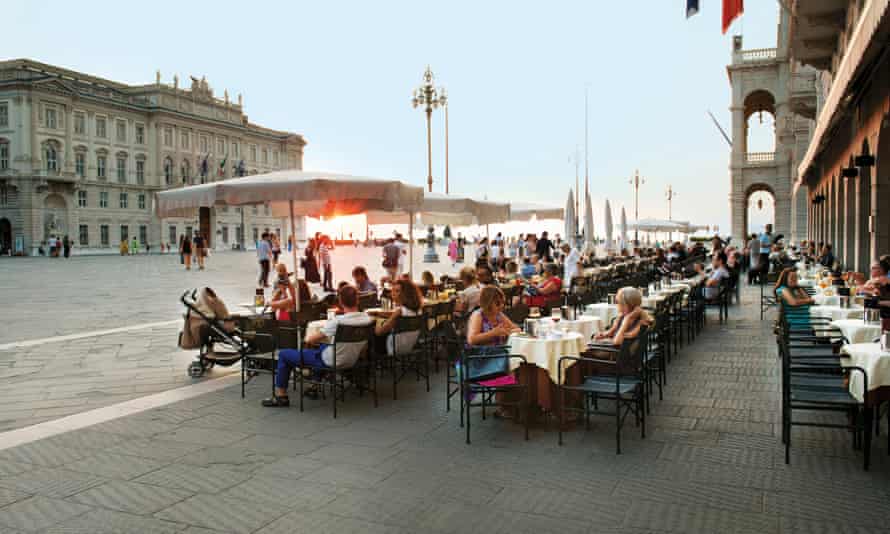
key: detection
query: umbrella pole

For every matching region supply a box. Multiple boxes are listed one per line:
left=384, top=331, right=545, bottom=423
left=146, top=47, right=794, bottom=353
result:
left=408, top=212, right=415, bottom=279
left=289, top=199, right=300, bottom=312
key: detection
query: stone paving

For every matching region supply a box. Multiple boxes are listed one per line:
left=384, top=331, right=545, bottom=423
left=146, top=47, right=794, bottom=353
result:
left=0, top=285, right=888, bottom=532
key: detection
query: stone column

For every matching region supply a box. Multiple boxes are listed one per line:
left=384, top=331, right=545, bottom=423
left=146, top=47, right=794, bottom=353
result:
left=856, top=171, right=871, bottom=271
left=871, top=167, right=890, bottom=261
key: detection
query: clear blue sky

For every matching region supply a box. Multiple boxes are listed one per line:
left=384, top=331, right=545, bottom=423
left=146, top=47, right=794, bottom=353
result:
left=6, top=0, right=779, bottom=235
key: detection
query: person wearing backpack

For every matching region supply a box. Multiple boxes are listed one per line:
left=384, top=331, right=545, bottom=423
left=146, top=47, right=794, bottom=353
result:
left=382, top=238, right=401, bottom=281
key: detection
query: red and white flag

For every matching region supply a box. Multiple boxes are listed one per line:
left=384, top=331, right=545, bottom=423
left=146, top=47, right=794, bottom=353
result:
left=722, top=0, right=744, bottom=34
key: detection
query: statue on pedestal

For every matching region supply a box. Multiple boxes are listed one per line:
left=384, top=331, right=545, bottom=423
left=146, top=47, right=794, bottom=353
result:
left=423, top=226, right=439, bottom=263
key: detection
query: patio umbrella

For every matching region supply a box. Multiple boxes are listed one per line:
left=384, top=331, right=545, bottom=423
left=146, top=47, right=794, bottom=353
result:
left=584, top=190, right=595, bottom=255
left=564, top=190, right=576, bottom=249
left=510, top=202, right=564, bottom=222
left=604, top=199, right=614, bottom=252
left=156, top=170, right=424, bottom=305
left=620, top=207, right=628, bottom=251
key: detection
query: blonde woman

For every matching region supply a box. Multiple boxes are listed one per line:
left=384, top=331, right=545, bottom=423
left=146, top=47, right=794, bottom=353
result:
left=454, top=266, right=481, bottom=314
left=593, top=287, right=652, bottom=346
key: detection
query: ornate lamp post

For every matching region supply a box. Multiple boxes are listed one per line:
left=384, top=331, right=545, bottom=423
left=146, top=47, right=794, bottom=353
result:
left=629, top=169, right=645, bottom=245
left=666, top=184, right=676, bottom=242
left=412, top=66, right=446, bottom=193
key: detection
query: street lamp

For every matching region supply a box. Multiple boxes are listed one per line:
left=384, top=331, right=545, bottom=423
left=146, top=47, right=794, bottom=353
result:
left=412, top=66, right=446, bottom=193
left=629, top=169, right=645, bottom=244
left=666, top=184, right=677, bottom=243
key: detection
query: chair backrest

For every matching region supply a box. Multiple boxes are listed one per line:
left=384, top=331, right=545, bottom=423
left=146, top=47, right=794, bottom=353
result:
left=332, top=322, right=374, bottom=363
left=394, top=314, right=425, bottom=334
left=504, top=303, right=529, bottom=325
left=614, top=325, right=649, bottom=376
left=358, top=292, right=379, bottom=311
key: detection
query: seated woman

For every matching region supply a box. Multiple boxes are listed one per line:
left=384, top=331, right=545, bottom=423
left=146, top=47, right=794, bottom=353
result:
left=267, top=263, right=297, bottom=321
left=774, top=268, right=814, bottom=330
left=593, top=287, right=652, bottom=346
left=454, top=266, right=481, bottom=315
left=374, top=279, right=423, bottom=356
left=860, top=257, right=890, bottom=330
left=524, top=263, right=562, bottom=308
left=262, top=285, right=373, bottom=407
left=467, top=286, right=520, bottom=347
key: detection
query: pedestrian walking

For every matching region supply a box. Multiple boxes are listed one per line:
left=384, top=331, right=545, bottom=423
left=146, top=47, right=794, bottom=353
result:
left=319, top=235, right=334, bottom=292
left=179, top=234, right=192, bottom=270
left=257, top=232, right=272, bottom=287
left=62, top=235, right=71, bottom=258
left=271, top=234, right=281, bottom=264
left=382, top=238, right=401, bottom=282
left=178, top=235, right=184, bottom=264
left=131, top=236, right=139, bottom=255
left=193, top=231, right=206, bottom=270
left=302, top=239, right=321, bottom=285
left=119, top=238, right=129, bottom=256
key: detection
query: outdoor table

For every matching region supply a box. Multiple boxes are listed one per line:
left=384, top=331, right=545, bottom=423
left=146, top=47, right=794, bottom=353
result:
left=810, top=305, right=863, bottom=322
left=797, top=278, right=815, bottom=288
left=535, top=316, right=601, bottom=341
left=813, top=291, right=841, bottom=306
left=508, top=332, right=585, bottom=381
left=831, top=319, right=882, bottom=344
left=840, top=343, right=890, bottom=403
left=584, top=303, right=618, bottom=327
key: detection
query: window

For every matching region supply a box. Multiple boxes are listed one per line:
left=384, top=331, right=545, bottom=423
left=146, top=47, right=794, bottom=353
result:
left=96, top=117, right=107, bottom=138
left=217, top=138, right=225, bottom=155
left=0, top=185, right=6, bottom=205
left=200, top=135, right=208, bottom=153
left=180, top=131, right=189, bottom=149
left=77, top=190, right=87, bottom=207
left=139, top=225, right=147, bottom=245
left=249, top=145, right=257, bottom=162
left=221, top=206, right=228, bottom=213
left=236, top=225, right=243, bottom=245
left=0, top=141, right=8, bottom=170
left=164, top=157, right=173, bottom=184
left=74, top=112, right=85, bottom=135
left=119, top=192, right=128, bottom=209
left=185, top=226, right=193, bottom=239
left=221, top=226, right=229, bottom=244
left=116, top=120, right=126, bottom=142
left=100, top=224, right=109, bottom=245
left=79, top=224, right=89, bottom=246
left=181, top=160, right=190, bottom=184
left=135, top=124, right=145, bottom=144
left=261, top=148, right=268, bottom=164
left=168, top=225, right=177, bottom=247
left=135, top=159, right=145, bottom=184
left=99, top=191, right=108, bottom=208
left=116, top=155, right=127, bottom=183
left=75, top=152, right=85, bottom=177
left=0, top=102, right=7, bottom=127
left=45, top=145, right=58, bottom=172
left=263, top=205, right=270, bottom=216
left=163, top=127, right=173, bottom=147
left=45, top=107, right=57, bottom=129
left=138, top=193, right=145, bottom=210
left=251, top=205, right=258, bottom=215
left=232, top=141, right=239, bottom=158
left=120, top=225, right=128, bottom=242
left=273, top=151, right=279, bottom=167
left=252, top=227, right=258, bottom=243
left=97, top=155, right=107, bottom=180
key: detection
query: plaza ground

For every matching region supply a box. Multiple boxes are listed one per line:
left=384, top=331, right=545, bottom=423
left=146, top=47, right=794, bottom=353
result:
left=0, top=256, right=889, bottom=532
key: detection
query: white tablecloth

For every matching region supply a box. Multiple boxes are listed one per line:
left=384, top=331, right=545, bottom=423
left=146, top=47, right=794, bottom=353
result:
left=642, top=295, right=667, bottom=308
left=797, top=278, right=815, bottom=288
left=812, top=292, right=841, bottom=306
left=585, top=303, right=618, bottom=327
left=508, top=332, right=585, bottom=383
left=840, top=343, right=890, bottom=402
left=810, top=305, right=863, bottom=322
left=831, top=320, right=882, bottom=344
left=536, top=315, right=602, bottom=341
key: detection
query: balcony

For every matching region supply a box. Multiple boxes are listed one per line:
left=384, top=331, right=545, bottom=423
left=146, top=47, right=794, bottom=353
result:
left=738, top=47, right=778, bottom=63
left=746, top=152, right=776, bottom=165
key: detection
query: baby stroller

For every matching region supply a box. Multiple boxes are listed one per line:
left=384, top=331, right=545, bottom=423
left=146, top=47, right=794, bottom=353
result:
left=179, top=288, right=276, bottom=381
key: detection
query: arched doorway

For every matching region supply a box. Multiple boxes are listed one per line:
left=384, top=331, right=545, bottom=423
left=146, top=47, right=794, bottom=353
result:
left=744, top=90, right=777, bottom=154
left=43, top=193, right=68, bottom=241
left=745, top=184, right=776, bottom=239
left=0, top=218, right=11, bottom=254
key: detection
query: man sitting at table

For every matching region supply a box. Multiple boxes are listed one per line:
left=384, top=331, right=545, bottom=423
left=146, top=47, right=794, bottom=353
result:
left=476, top=264, right=496, bottom=287
left=861, top=257, right=890, bottom=330
left=262, top=285, right=373, bottom=407
left=704, top=252, right=730, bottom=301
left=352, top=266, right=378, bottom=295
left=520, top=256, right=537, bottom=279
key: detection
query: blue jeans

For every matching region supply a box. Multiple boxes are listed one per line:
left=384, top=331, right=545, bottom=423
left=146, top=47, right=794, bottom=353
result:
left=275, top=345, right=329, bottom=389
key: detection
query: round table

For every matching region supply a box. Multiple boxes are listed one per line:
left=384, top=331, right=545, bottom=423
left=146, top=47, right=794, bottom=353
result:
left=813, top=292, right=841, bottom=306
left=840, top=343, right=890, bottom=402
left=810, top=305, right=863, bottom=322
left=584, top=303, right=618, bottom=327
left=535, top=316, right=601, bottom=341
left=831, top=319, right=882, bottom=344
left=507, top=332, right=585, bottom=384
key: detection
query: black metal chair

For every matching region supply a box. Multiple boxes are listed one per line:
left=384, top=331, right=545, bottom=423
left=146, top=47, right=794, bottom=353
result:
left=460, top=345, right=529, bottom=444
left=558, top=326, right=648, bottom=454
left=387, top=315, right=428, bottom=400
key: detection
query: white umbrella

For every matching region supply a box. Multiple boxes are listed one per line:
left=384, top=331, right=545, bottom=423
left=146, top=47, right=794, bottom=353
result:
left=584, top=190, right=595, bottom=255
left=620, top=207, right=628, bottom=251
left=156, top=170, right=424, bottom=302
left=564, top=190, right=576, bottom=247
left=510, top=202, right=564, bottom=222
left=604, top=199, right=614, bottom=252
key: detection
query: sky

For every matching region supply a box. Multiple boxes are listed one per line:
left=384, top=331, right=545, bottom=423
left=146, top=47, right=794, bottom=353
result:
left=5, top=0, right=780, bottom=238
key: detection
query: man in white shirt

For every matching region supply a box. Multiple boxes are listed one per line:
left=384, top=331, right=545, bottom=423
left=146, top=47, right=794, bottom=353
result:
left=561, top=243, right=581, bottom=289
left=262, top=286, right=373, bottom=407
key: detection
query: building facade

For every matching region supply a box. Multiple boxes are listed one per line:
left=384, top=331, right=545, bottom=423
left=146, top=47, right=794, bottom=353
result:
left=0, top=59, right=306, bottom=255
left=790, top=0, right=890, bottom=272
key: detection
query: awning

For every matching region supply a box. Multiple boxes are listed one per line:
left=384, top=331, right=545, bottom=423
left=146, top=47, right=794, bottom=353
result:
left=795, top=0, right=890, bottom=191
left=365, top=192, right=509, bottom=227
left=509, top=202, right=564, bottom=221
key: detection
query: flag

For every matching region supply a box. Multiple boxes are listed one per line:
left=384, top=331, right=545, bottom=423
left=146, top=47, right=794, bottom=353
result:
left=686, top=0, right=699, bottom=18
left=218, top=156, right=227, bottom=177
left=722, top=0, right=743, bottom=34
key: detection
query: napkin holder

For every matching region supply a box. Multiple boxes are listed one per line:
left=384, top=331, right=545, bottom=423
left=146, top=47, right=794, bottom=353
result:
left=524, top=318, right=539, bottom=338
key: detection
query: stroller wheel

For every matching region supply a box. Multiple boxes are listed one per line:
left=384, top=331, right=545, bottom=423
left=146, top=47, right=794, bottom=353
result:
left=188, top=361, right=205, bottom=378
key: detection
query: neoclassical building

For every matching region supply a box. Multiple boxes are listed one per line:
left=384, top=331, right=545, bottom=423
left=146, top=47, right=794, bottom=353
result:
left=0, top=59, right=306, bottom=255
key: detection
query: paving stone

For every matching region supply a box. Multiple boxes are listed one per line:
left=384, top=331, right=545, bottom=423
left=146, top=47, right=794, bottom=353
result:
left=87, top=418, right=180, bottom=438
left=300, top=464, right=394, bottom=489
left=154, top=427, right=252, bottom=447
left=67, top=480, right=194, bottom=514
left=177, top=445, right=279, bottom=472
left=228, top=434, right=326, bottom=456
left=0, top=487, right=31, bottom=508
left=133, top=464, right=250, bottom=493
left=0, top=459, right=36, bottom=477
left=219, top=475, right=342, bottom=509
left=155, top=492, right=290, bottom=534
left=489, top=486, right=627, bottom=526
left=306, top=443, right=400, bottom=467
left=254, top=456, right=328, bottom=479
left=0, top=467, right=107, bottom=498
left=612, top=478, right=764, bottom=513
left=255, top=510, right=414, bottom=534
left=63, top=452, right=167, bottom=480
left=623, top=500, right=780, bottom=534
left=103, top=438, right=199, bottom=461
left=43, top=507, right=186, bottom=534
left=0, top=495, right=93, bottom=532
left=0, top=440, right=94, bottom=468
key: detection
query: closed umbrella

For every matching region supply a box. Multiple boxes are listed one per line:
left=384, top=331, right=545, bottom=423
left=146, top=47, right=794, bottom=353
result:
left=564, top=190, right=576, bottom=247
left=620, top=207, right=628, bottom=252
left=604, top=199, right=614, bottom=252
left=584, top=190, right=595, bottom=255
